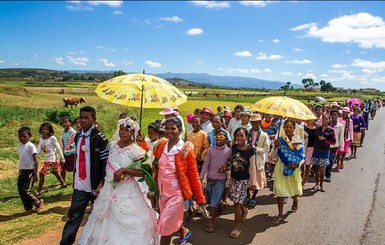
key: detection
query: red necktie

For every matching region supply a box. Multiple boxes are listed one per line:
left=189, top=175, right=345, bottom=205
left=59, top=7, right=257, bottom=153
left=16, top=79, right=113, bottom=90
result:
left=78, top=135, right=86, bottom=180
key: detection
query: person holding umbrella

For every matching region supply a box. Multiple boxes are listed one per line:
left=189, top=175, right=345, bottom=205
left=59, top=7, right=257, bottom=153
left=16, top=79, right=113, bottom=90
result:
left=271, top=119, right=305, bottom=224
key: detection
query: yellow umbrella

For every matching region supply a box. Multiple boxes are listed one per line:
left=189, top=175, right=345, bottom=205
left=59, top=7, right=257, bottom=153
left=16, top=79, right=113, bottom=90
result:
left=95, top=73, right=187, bottom=127
left=251, top=96, right=316, bottom=120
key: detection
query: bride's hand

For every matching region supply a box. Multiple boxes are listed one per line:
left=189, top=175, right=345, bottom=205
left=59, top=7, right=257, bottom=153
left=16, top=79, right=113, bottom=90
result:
left=114, top=168, right=126, bottom=182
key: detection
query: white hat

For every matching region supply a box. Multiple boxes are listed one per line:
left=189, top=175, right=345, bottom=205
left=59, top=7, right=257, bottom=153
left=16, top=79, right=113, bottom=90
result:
left=291, top=135, right=302, bottom=144
left=330, top=101, right=338, bottom=107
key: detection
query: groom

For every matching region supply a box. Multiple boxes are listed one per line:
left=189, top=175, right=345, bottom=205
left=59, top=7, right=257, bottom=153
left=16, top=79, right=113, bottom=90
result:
left=60, top=106, right=108, bottom=245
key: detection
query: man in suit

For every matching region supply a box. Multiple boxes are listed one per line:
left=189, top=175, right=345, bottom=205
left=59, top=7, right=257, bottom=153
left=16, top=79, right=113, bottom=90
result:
left=61, top=106, right=108, bottom=245
left=245, top=113, right=270, bottom=206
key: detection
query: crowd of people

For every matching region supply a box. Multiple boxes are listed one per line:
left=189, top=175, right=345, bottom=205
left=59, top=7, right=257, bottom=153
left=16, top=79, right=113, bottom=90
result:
left=15, top=97, right=382, bottom=244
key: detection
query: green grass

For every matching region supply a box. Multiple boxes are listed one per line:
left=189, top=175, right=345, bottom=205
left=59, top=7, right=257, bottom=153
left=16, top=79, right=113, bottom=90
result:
left=0, top=174, right=74, bottom=245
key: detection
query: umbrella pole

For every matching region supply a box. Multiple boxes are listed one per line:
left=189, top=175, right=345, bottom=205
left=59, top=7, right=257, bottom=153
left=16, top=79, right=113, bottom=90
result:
left=139, top=84, right=144, bottom=129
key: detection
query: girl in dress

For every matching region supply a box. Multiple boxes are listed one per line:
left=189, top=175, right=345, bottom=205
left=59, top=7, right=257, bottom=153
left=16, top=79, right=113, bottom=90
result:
left=311, top=114, right=336, bottom=192
left=36, top=122, right=66, bottom=196
left=60, top=116, right=77, bottom=183
left=222, top=127, right=256, bottom=238
left=153, top=117, right=206, bottom=245
left=349, top=107, right=366, bottom=159
left=78, top=117, right=157, bottom=245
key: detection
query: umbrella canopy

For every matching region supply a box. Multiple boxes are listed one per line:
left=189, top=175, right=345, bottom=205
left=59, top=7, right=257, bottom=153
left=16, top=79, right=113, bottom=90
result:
left=314, top=96, right=327, bottom=103
left=251, top=96, right=316, bottom=120
left=347, top=98, right=361, bottom=107
left=95, top=73, right=187, bottom=127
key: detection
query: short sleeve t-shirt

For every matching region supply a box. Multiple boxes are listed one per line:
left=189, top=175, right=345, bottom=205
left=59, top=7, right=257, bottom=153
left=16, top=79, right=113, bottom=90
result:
left=18, top=141, right=37, bottom=169
left=230, top=144, right=255, bottom=180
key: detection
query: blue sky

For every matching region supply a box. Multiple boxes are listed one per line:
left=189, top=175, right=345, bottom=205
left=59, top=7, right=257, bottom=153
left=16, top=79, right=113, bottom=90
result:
left=1, top=1, right=385, bottom=90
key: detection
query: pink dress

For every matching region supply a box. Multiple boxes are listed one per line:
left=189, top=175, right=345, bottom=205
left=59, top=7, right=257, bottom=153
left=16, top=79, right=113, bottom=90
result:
left=156, top=141, right=184, bottom=236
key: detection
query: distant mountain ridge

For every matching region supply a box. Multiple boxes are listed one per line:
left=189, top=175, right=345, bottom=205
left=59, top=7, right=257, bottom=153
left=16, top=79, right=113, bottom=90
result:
left=154, top=72, right=289, bottom=89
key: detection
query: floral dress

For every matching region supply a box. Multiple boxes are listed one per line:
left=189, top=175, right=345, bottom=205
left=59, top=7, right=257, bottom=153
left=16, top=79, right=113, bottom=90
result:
left=78, top=141, right=157, bottom=245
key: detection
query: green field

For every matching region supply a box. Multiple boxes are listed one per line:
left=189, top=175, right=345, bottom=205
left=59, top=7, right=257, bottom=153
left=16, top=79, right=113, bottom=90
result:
left=0, top=80, right=381, bottom=244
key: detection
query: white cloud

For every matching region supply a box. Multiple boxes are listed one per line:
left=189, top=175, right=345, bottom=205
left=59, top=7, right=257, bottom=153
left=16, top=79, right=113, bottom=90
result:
left=13, top=63, right=19, bottom=66
left=67, top=56, right=89, bottom=66
left=185, top=28, right=203, bottom=35
left=258, top=39, right=264, bottom=43
left=235, top=51, right=253, bottom=57
left=160, top=16, right=183, bottom=23
left=86, top=1, right=123, bottom=7
left=290, top=22, right=317, bottom=31
left=145, top=60, right=162, bottom=68
left=328, top=69, right=351, bottom=74
left=291, top=13, right=385, bottom=49
left=123, top=48, right=128, bottom=52
left=54, top=57, right=65, bottom=65
left=66, top=4, right=93, bottom=11
left=196, top=61, right=205, bottom=64
left=302, top=73, right=317, bottom=80
left=352, top=58, right=385, bottom=69
left=256, top=52, right=282, bottom=60
left=285, top=59, right=312, bottom=64
left=239, top=1, right=277, bottom=8
left=0, top=60, right=5, bottom=64
left=272, top=38, right=280, bottom=43
left=99, top=59, right=115, bottom=67
left=113, top=11, right=123, bottom=15
left=122, top=61, right=133, bottom=66
left=191, top=1, right=231, bottom=9
left=281, top=71, right=293, bottom=76
left=96, top=45, right=104, bottom=49
left=144, top=19, right=151, bottom=24
left=292, top=48, right=305, bottom=52
left=320, top=73, right=330, bottom=78
left=362, top=68, right=383, bottom=74
left=331, top=63, right=347, bottom=69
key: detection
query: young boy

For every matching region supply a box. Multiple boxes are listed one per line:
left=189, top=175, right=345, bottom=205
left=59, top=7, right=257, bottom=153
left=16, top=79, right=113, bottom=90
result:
left=17, top=127, right=43, bottom=214
left=61, top=106, right=109, bottom=245
left=200, top=129, right=231, bottom=233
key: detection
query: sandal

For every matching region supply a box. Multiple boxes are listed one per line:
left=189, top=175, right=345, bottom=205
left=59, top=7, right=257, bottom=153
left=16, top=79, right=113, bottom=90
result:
left=248, top=199, right=257, bottom=207
left=242, top=197, right=250, bottom=205
left=291, top=202, right=298, bottom=211
left=229, top=229, right=241, bottom=238
left=240, top=208, right=248, bottom=222
left=205, top=224, right=215, bottom=233
left=272, top=215, right=284, bottom=224
left=178, top=230, right=192, bottom=245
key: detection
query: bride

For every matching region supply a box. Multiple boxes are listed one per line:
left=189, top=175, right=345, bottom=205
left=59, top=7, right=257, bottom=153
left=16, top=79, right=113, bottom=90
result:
left=78, top=117, right=157, bottom=245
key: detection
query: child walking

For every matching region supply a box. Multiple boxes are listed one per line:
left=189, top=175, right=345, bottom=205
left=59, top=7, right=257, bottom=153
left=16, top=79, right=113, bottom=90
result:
left=223, top=127, right=256, bottom=238
left=36, top=122, right=66, bottom=196
left=17, top=127, right=43, bottom=214
left=61, top=116, right=77, bottom=183
left=200, top=129, right=231, bottom=233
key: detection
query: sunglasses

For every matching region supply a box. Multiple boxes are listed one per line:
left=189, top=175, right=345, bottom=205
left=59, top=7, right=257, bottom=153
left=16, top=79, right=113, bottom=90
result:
left=215, top=135, right=226, bottom=140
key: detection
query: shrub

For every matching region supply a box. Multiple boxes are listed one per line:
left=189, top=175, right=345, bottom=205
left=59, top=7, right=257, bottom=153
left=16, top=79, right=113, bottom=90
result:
left=45, top=108, right=79, bottom=124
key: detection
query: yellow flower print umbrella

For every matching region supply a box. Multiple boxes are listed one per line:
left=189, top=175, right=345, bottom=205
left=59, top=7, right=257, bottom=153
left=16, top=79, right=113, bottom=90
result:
left=251, top=96, right=316, bottom=120
left=95, top=73, right=187, bottom=127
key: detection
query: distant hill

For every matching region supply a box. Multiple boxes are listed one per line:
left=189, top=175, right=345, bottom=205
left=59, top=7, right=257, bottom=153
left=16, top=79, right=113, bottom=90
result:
left=0, top=68, right=295, bottom=89
left=155, top=72, right=289, bottom=89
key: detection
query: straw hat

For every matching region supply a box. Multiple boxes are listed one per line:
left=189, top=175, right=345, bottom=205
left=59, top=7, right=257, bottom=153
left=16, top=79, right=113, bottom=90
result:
left=250, top=113, right=262, bottom=122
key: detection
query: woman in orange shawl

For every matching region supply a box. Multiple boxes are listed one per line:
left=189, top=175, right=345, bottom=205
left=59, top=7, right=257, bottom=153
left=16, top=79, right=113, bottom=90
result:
left=153, top=117, right=206, bottom=245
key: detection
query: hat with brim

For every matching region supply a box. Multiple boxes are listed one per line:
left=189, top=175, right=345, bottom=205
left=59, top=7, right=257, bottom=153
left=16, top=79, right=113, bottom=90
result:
left=240, top=109, right=251, bottom=116
left=223, top=111, right=232, bottom=118
left=201, top=107, right=214, bottom=115
left=159, top=107, right=176, bottom=115
left=250, top=113, right=262, bottom=122
left=342, top=107, right=351, bottom=113
left=330, top=101, right=338, bottom=107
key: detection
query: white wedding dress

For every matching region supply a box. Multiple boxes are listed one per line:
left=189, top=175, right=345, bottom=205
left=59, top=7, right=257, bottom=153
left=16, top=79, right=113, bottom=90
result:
left=78, top=141, right=158, bottom=245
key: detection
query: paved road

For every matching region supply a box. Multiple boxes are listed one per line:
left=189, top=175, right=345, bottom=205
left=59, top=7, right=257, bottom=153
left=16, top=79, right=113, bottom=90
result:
left=17, top=110, right=385, bottom=245
left=176, top=109, right=385, bottom=245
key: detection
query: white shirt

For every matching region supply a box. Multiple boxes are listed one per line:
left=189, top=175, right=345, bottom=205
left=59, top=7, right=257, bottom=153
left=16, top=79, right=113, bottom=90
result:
left=201, top=120, right=214, bottom=134
left=74, top=127, right=92, bottom=192
left=36, top=135, right=64, bottom=163
left=18, top=141, right=37, bottom=169
left=228, top=117, right=241, bottom=137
